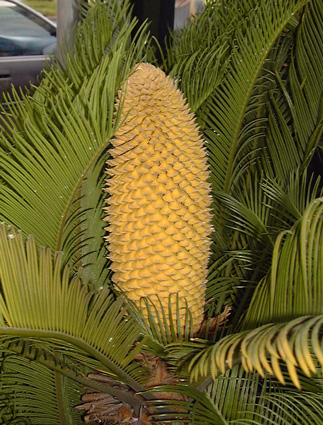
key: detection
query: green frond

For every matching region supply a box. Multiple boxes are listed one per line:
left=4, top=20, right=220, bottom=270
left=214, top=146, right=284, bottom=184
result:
left=0, top=0, right=150, bottom=284
left=261, top=0, right=323, bottom=182
left=170, top=0, right=320, bottom=325
left=167, top=2, right=232, bottom=112
left=261, top=170, right=323, bottom=227
left=242, top=197, right=323, bottom=327
left=128, top=294, right=194, bottom=351
left=206, top=366, right=323, bottom=425
left=196, top=0, right=308, bottom=196
left=215, top=189, right=274, bottom=248
left=0, top=0, right=322, bottom=422
left=157, top=365, right=323, bottom=425
left=0, top=224, right=146, bottom=390
left=77, top=157, right=112, bottom=286
left=207, top=366, right=270, bottom=423
left=0, top=355, right=83, bottom=424
left=233, top=389, right=323, bottom=425
left=188, top=315, right=323, bottom=391
left=207, top=174, right=276, bottom=322
left=265, top=96, right=305, bottom=181
left=295, top=0, right=323, bottom=145
left=212, top=173, right=322, bottom=323
left=205, top=275, right=238, bottom=314
left=150, top=384, right=228, bottom=425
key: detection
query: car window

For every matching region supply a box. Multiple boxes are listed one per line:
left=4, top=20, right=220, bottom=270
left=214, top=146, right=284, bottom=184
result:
left=0, top=0, right=56, bottom=57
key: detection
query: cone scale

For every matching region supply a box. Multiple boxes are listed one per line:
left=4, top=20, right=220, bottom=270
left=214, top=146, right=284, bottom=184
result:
left=105, top=63, right=212, bottom=331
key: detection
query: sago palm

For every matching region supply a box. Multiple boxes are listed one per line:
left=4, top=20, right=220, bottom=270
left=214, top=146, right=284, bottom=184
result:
left=0, top=0, right=322, bottom=423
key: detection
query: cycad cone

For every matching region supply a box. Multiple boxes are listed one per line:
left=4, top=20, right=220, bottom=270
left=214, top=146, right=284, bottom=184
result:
left=105, top=63, right=212, bottom=332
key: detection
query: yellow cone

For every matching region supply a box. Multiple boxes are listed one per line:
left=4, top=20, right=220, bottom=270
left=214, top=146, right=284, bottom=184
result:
left=105, top=63, right=212, bottom=332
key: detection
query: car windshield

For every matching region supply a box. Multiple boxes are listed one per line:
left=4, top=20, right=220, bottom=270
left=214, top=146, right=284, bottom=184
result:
left=0, top=0, right=56, bottom=56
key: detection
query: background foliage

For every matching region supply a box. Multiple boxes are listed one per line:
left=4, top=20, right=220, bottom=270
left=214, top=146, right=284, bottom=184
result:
left=0, top=0, right=322, bottom=423
left=22, top=0, right=57, bottom=17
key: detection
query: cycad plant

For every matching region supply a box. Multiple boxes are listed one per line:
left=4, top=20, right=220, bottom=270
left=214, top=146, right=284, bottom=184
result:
left=0, top=0, right=322, bottom=423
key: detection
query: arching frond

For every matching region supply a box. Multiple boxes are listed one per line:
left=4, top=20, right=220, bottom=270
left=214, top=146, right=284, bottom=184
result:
left=212, top=173, right=322, bottom=323
left=169, top=0, right=320, bottom=324
left=195, top=0, right=308, bottom=197
left=0, top=224, right=146, bottom=389
left=0, top=0, right=322, bottom=423
left=188, top=315, right=323, bottom=390
left=151, top=365, right=323, bottom=424
left=0, top=0, right=150, bottom=284
left=242, top=197, right=323, bottom=327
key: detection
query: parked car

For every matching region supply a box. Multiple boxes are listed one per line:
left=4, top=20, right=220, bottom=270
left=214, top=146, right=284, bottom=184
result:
left=0, top=0, right=56, bottom=95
